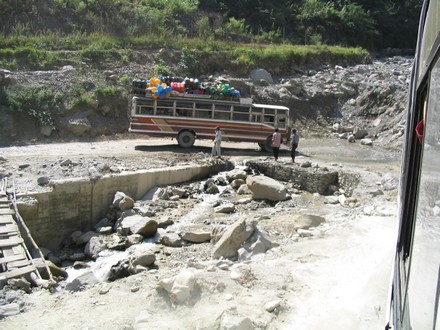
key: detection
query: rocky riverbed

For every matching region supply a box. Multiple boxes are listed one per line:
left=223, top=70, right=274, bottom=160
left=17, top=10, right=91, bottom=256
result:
left=0, top=137, right=401, bottom=329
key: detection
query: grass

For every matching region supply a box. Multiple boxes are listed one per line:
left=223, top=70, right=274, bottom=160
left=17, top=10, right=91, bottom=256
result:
left=0, top=32, right=369, bottom=127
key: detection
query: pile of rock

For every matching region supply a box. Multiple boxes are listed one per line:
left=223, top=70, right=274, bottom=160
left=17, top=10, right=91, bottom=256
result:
left=38, top=160, right=361, bottom=292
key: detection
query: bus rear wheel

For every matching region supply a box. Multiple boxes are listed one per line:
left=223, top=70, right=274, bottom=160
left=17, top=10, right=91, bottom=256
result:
left=260, top=136, right=273, bottom=152
left=177, top=131, right=195, bottom=148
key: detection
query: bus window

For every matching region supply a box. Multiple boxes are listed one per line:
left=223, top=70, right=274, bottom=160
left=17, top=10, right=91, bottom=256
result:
left=156, top=99, right=174, bottom=116
left=214, top=103, right=231, bottom=120
left=175, top=100, right=193, bottom=117
left=277, top=116, right=287, bottom=128
left=195, top=101, right=213, bottom=118
left=251, top=107, right=263, bottom=122
left=232, top=105, right=250, bottom=121
left=135, top=98, right=154, bottom=115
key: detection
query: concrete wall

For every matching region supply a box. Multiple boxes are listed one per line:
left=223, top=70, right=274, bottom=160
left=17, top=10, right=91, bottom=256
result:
left=17, top=163, right=228, bottom=251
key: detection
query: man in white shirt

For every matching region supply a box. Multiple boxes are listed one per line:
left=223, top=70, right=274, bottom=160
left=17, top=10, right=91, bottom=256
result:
left=212, top=126, right=222, bottom=158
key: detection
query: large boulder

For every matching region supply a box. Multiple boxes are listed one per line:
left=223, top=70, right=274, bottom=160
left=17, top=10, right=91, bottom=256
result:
left=225, top=169, right=248, bottom=182
left=66, top=117, right=92, bottom=136
left=250, top=69, right=274, bottom=85
left=130, top=246, right=156, bottom=268
left=118, top=215, right=158, bottom=237
left=113, top=191, right=135, bottom=210
left=212, top=218, right=257, bottom=259
left=246, top=175, right=288, bottom=201
left=156, top=268, right=199, bottom=305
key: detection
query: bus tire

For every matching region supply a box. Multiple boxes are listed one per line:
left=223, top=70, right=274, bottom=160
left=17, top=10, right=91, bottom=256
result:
left=261, top=136, right=273, bottom=152
left=177, top=131, right=195, bottom=148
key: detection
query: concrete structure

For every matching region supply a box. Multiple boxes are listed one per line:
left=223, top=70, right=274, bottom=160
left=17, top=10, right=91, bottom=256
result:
left=17, top=163, right=229, bottom=250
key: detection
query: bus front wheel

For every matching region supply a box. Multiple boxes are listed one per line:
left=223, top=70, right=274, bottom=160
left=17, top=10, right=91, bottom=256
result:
left=177, top=131, right=195, bottom=148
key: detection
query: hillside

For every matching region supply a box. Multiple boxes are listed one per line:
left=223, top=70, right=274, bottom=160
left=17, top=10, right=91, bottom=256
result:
left=0, top=49, right=410, bottom=152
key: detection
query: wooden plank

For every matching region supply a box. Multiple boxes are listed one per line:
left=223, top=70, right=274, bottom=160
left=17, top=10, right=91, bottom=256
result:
left=0, top=224, right=18, bottom=234
left=0, top=236, right=23, bottom=248
left=0, top=265, right=36, bottom=280
left=0, top=254, right=26, bottom=265
left=8, top=259, right=33, bottom=268
left=0, top=208, right=14, bottom=215
left=0, top=215, right=14, bottom=224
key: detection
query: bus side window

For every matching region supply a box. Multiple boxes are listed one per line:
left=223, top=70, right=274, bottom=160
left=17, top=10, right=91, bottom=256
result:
left=195, top=102, right=212, bottom=118
left=157, top=108, right=171, bottom=115
left=232, top=105, right=250, bottom=121
left=176, top=109, right=187, bottom=116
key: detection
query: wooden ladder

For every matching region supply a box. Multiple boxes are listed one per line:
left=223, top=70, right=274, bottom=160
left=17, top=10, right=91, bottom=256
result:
left=0, top=178, right=38, bottom=281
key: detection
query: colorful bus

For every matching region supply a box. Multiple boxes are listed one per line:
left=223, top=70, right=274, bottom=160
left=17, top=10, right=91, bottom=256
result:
left=385, top=0, right=440, bottom=329
left=128, top=95, right=291, bottom=151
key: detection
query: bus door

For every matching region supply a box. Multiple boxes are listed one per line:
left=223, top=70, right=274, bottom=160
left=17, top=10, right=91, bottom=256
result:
left=404, top=55, right=440, bottom=330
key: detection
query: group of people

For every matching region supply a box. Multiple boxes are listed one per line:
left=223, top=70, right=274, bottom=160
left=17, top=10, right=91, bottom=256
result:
left=211, top=126, right=299, bottom=162
left=271, top=127, right=299, bottom=162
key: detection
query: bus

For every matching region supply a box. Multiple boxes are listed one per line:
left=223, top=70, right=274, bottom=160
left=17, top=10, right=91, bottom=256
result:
left=385, top=0, right=440, bottom=329
left=128, top=94, right=291, bottom=152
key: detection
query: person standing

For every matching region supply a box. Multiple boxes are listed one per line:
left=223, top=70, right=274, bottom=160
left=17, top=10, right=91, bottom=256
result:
left=290, top=129, right=299, bottom=163
left=272, top=128, right=282, bottom=161
left=212, top=126, right=222, bottom=158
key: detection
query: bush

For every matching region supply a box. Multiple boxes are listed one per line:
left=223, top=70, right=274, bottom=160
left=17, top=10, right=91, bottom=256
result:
left=4, top=87, right=63, bottom=128
left=0, top=46, right=62, bottom=70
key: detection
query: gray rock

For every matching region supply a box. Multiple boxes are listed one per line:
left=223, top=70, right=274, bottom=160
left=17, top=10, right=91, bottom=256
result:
left=119, top=215, right=158, bottom=237
left=300, top=161, right=312, bottom=168
left=160, top=233, right=184, bottom=247
left=231, top=178, right=245, bottom=189
left=360, top=138, right=373, bottom=146
left=76, top=231, right=98, bottom=245
left=0, top=303, right=21, bottom=317
left=130, top=247, right=156, bottom=267
left=205, top=180, right=220, bottom=194
left=181, top=231, right=211, bottom=243
left=153, top=187, right=170, bottom=200
left=119, top=195, right=135, bottom=211
left=353, top=127, right=368, bottom=139
left=265, top=299, right=282, bottom=313
left=9, top=278, right=31, bottom=293
left=67, top=117, right=91, bottom=136
left=220, top=313, right=253, bottom=330
left=212, top=218, right=257, bottom=259
left=225, top=169, right=248, bottom=182
left=96, top=226, right=113, bottom=235
left=113, top=191, right=134, bottom=210
left=237, top=184, right=252, bottom=195
left=84, top=236, right=108, bottom=259
left=246, top=175, right=288, bottom=201
left=250, top=68, right=274, bottom=84
left=214, top=203, right=235, bottom=214
left=40, top=125, right=52, bottom=137
left=125, top=234, right=144, bottom=247
left=171, top=187, right=186, bottom=198
left=238, top=228, right=278, bottom=261
left=294, top=214, right=325, bottom=230
left=66, top=270, right=100, bottom=291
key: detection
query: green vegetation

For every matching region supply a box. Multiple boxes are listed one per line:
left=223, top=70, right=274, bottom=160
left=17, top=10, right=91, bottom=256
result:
left=2, top=87, right=63, bottom=128
left=0, top=0, right=420, bottom=130
left=0, top=0, right=421, bottom=50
